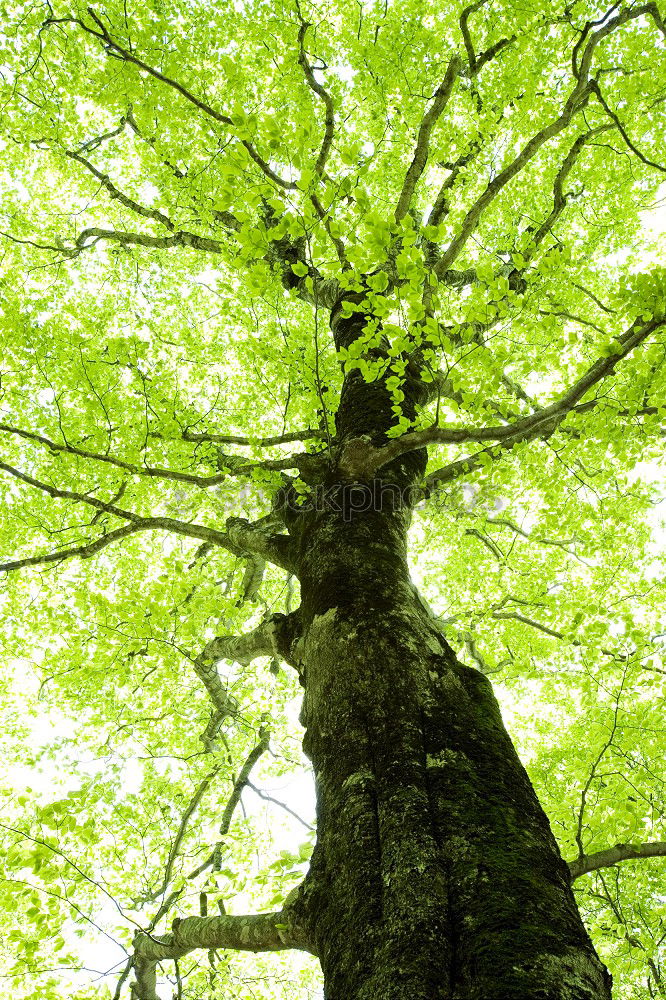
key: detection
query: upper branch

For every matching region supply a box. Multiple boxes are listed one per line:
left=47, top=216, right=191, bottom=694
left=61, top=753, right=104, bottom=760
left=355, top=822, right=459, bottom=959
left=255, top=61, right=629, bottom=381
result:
left=528, top=124, right=613, bottom=253
left=589, top=79, right=666, bottom=173
left=394, top=54, right=462, bottom=224
left=64, top=147, right=176, bottom=230
left=459, top=0, right=488, bottom=72
left=296, top=21, right=336, bottom=178
left=432, top=4, right=660, bottom=280
left=47, top=9, right=297, bottom=191
left=432, top=85, right=592, bottom=279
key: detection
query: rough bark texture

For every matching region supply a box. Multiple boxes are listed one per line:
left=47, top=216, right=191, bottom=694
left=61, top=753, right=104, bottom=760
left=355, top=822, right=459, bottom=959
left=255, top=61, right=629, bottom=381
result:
left=285, top=302, right=613, bottom=999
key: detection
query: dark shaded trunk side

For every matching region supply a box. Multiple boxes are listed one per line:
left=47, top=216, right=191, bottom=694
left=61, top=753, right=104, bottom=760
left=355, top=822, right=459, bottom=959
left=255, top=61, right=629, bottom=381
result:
left=287, top=303, right=612, bottom=999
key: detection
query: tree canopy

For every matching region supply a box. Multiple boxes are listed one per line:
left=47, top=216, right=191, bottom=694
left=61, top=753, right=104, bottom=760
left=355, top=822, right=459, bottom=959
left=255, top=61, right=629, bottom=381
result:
left=0, top=0, right=665, bottom=997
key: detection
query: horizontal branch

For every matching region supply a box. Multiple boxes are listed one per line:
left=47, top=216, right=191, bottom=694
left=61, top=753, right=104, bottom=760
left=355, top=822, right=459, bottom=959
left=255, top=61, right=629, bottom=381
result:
left=225, top=517, right=297, bottom=574
left=198, top=621, right=276, bottom=669
left=72, top=225, right=224, bottom=255
left=0, top=461, right=297, bottom=572
left=485, top=516, right=589, bottom=564
left=182, top=428, right=323, bottom=447
left=568, top=841, right=666, bottom=881
left=132, top=905, right=313, bottom=999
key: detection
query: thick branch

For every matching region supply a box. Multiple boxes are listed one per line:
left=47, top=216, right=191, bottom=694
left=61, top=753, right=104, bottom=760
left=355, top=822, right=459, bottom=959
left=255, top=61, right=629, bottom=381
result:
left=0, top=422, right=226, bottom=486
left=568, top=841, right=666, bottom=881
left=133, top=906, right=313, bottom=999
left=195, top=613, right=299, bottom=670
left=427, top=141, right=484, bottom=228
left=459, top=0, right=488, bottom=71
left=225, top=517, right=297, bottom=574
left=72, top=225, right=223, bottom=255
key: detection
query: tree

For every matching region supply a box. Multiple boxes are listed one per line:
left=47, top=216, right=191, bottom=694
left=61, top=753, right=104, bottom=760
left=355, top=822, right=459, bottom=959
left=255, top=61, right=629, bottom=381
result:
left=0, top=0, right=665, bottom=996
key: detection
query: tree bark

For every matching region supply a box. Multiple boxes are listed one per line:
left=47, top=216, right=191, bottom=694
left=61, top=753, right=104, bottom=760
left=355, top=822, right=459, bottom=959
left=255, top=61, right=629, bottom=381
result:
left=287, top=302, right=613, bottom=999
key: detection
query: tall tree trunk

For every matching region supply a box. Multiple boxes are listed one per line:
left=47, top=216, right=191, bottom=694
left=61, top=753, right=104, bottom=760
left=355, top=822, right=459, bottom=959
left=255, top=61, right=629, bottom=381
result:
left=288, top=303, right=613, bottom=999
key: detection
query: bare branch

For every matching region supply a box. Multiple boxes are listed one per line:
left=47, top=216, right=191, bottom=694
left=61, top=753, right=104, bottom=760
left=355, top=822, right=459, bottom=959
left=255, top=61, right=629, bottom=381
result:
left=427, top=141, right=484, bottom=228
left=72, top=226, right=224, bottom=255
left=189, top=725, right=272, bottom=879
left=394, top=55, right=462, bottom=224
left=225, top=517, right=297, bottom=574
left=247, top=781, right=315, bottom=831
left=195, top=618, right=279, bottom=671
left=572, top=282, right=616, bottom=315
left=538, top=309, right=606, bottom=335
left=485, top=516, right=589, bottom=564
left=491, top=610, right=565, bottom=640
left=464, top=527, right=504, bottom=562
